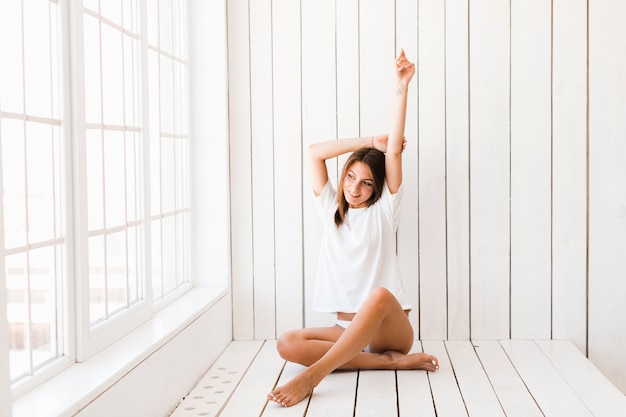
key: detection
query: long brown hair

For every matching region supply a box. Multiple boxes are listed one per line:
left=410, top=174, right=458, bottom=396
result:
left=334, top=148, right=386, bottom=227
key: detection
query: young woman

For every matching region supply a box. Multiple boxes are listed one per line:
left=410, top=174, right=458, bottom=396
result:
left=268, top=49, right=439, bottom=408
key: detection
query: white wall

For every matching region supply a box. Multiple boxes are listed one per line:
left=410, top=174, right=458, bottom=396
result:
left=226, top=0, right=626, bottom=394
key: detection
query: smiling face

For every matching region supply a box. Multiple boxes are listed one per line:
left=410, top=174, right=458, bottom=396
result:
left=343, top=161, right=375, bottom=208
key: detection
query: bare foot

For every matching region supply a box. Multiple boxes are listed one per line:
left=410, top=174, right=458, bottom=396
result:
left=267, top=372, right=315, bottom=407
left=385, top=351, right=440, bottom=371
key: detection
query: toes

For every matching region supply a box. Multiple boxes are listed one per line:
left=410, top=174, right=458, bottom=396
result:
left=268, top=390, right=292, bottom=407
left=429, top=356, right=440, bottom=371
left=268, top=392, right=282, bottom=405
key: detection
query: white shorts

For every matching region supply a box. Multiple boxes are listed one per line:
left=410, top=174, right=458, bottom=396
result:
left=335, top=319, right=371, bottom=353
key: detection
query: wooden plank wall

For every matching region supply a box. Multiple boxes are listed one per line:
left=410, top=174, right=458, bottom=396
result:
left=225, top=0, right=626, bottom=393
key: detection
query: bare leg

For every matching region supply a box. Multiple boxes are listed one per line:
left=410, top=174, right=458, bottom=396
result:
left=268, top=288, right=439, bottom=407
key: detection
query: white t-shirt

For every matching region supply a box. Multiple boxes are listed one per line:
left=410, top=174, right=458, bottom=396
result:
left=312, top=180, right=411, bottom=313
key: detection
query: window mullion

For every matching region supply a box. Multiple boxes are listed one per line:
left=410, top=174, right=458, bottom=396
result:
left=19, top=0, right=35, bottom=378
left=139, top=0, right=153, bottom=306
left=67, top=0, right=93, bottom=362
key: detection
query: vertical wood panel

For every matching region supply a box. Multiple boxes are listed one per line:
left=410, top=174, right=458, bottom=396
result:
left=359, top=0, right=395, bottom=135
left=418, top=0, right=448, bottom=340
left=336, top=0, right=359, bottom=173
left=445, top=0, right=471, bottom=340
left=469, top=0, right=511, bottom=339
left=227, top=0, right=254, bottom=340
left=552, top=0, right=588, bottom=353
left=396, top=0, right=420, bottom=334
left=273, top=0, right=303, bottom=335
left=510, top=0, right=552, bottom=339
left=588, top=0, right=626, bottom=394
left=250, top=0, right=276, bottom=339
left=190, top=0, right=230, bottom=290
left=302, top=0, right=337, bottom=328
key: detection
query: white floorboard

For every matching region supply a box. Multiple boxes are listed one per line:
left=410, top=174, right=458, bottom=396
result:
left=501, top=340, right=594, bottom=417
left=446, top=341, right=506, bottom=417
left=354, top=370, right=397, bottom=416
left=171, top=340, right=626, bottom=417
left=473, top=340, right=544, bottom=417
left=304, top=369, right=357, bottom=417
left=396, top=341, right=436, bottom=417
left=422, top=340, right=469, bottom=417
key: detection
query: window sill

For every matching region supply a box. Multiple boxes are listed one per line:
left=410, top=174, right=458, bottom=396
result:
left=11, top=286, right=228, bottom=417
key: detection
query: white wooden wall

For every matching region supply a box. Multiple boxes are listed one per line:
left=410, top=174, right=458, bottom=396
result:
left=225, top=0, right=626, bottom=393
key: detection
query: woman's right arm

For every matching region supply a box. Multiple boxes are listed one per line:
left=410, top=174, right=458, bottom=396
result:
left=309, top=136, right=373, bottom=196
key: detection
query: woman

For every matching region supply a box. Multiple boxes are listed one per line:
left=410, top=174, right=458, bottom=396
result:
left=268, top=49, right=439, bottom=408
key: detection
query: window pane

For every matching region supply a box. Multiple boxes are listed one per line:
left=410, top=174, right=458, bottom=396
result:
left=161, top=137, right=175, bottom=213
left=158, top=0, right=173, bottom=53
left=161, top=215, right=175, bottom=293
left=0, top=0, right=24, bottom=113
left=107, top=230, right=127, bottom=314
left=104, top=130, right=125, bottom=228
left=176, top=212, right=189, bottom=287
left=127, top=226, right=141, bottom=302
left=123, top=35, right=140, bottom=127
left=29, top=246, right=61, bottom=370
left=159, top=58, right=174, bottom=134
left=126, top=132, right=141, bottom=222
left=2, top=119, right=27, bottom=249
left=101, top=24, right=124, bottom=127
left=151, top=219, right=162, bottom=299
left=86, top=129, right=104, bottom=231
left=6, top=253, right=29, bottom=381
left=83, top=14, right=102, bottom=124
left=150, top=139, right=161, bottom=217
left=176, top=138, right=189, bottom=209
left=89, top=235, right=106, bottom=324
left=23, top=0, right=54, bottom=118
left=27, top=122, right=60, bottom=244
left=173, top=60, right=188, bottom=133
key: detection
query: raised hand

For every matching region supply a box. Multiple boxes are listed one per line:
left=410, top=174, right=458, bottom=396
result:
left=395, top=49, right=415, bottom=86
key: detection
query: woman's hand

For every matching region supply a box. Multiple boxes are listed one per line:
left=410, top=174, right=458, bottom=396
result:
left=372, top=134, right=407, bottom=153
left=395, top=49, right=415, bottom=86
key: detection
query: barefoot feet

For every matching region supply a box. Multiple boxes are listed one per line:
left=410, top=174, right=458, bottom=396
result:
left=384, top=351, right=440, bottom=372
left=267, top=351, right=439, bottom=407
left=267, top=372, right=315, bottom=407
left=384, top=350, right=439, bottom=372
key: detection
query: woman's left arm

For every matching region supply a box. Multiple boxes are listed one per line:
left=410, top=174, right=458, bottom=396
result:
left=385, top=49, right=415, bottom=194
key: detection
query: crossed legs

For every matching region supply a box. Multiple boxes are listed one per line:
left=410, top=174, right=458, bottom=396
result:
left=267, top=287, right=439, bottom=407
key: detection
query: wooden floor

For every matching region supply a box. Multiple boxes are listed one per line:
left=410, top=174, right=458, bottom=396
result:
left=170, top=339, right=626, bottom=417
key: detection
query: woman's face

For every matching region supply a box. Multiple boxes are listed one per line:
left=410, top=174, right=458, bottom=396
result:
left=343, top=161, right=375, bottom=208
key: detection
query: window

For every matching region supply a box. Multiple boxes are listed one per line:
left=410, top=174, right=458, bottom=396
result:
left=1, top=0, right=66, bottom=386
left=145, top=0, right=190, bottom=303
left=1, top=0, right=191, bottom=390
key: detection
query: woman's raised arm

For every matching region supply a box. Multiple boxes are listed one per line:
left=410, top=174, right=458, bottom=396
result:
left=309, top=136, right=373, bottom=196
left=385, top=49, right=415, bottom=194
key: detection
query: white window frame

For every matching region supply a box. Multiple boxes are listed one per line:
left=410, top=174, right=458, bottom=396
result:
left=0, top=0, right=76, bottom=398
left=2, top=0, right=197, bottom=396
left=70, top=0, right=192, bottom=361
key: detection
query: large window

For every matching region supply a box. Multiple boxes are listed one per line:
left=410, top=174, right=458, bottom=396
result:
left=0, top=0, right=190, bottom=391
